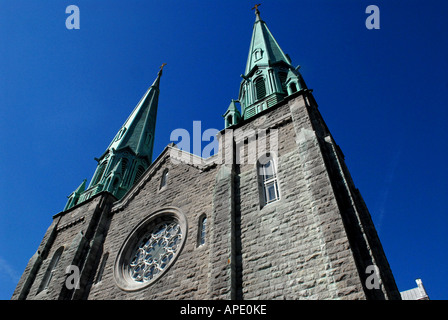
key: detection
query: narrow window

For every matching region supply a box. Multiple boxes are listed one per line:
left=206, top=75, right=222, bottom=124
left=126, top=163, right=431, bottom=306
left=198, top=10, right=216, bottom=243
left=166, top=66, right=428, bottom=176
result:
left=258, top=154, right=280, bottom=206
left=37, top=247, right=64, bottom=294
left=198, top=215, right=207, bottom=246
left=227, top=115, right=233, bottom=127
left=290, top=82, right=297, bottom=93
left=133, top=166, right=145, bottom=185
left=94, top=252, right=109, bottom=284
left=145, top=132, right=152, bottom=146
left=104, top=177, right=111, bottom=193
left=111, top=177, right=120, bottom=194
left=93, top=161, right=107, bottom=185
left=255, top=77, right=266, bottom=100
left=278, top=72, right=288, bottom=93
left=240, top=88, right=246, bottom=105
left=121, top=158, right=128, bottom=173
left=160, top=169, right=168, bottom=189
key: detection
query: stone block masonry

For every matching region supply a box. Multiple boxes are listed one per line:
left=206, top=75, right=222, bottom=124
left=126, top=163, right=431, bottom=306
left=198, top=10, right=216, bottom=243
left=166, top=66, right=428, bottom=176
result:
left=12, top=91, right=400, bottom=300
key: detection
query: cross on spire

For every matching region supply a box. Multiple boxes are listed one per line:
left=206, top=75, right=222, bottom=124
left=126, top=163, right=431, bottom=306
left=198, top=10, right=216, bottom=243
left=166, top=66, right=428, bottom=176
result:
left=252, top=3, right=261, bottom=12
left=252, top=3, right=261, bottom=21
left=160, top=63, right=167, bottom=71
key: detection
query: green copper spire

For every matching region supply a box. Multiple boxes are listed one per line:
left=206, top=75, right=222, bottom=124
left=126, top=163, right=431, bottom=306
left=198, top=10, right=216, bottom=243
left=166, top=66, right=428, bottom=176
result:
left=244, top=4, right=291, bottom=76
left=224, top=5, right=307, bottom=127
left=223, top=99, right=241, bottom=127
left=64, top=65, right=165, bottom=210
left=107, top=65, right=163, bottom=160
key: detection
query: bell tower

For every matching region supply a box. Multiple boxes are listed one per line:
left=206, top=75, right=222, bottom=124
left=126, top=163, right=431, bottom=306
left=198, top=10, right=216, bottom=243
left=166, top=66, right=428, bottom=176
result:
left=225, top=4, right=307, bottom=128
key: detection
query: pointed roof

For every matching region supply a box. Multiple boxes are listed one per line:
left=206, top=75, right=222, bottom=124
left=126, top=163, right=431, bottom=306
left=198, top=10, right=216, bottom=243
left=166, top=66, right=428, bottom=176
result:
left=70, top=179, right=86, bottom=196
left=75, top=179, right=87, bottom=193
left=223, top=99, right=240, bottom=116
left=244, top=6, right=291, bottom=76
left=105, top=66, right=164, bottom=160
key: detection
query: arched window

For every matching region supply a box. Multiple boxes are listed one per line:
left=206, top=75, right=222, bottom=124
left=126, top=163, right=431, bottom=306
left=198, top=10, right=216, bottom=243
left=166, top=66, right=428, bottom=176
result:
left=255, top=77, right=266, bottom=100
left=198, top=215, right=207, bottom=246
left=121, top=158, right=128, bottom=173
left=37, top=247, right=64, bottom=294
left=253, top=48, right=263, bottom=61
left=227, top=115, right=233, bottom=127
left=114, top=127, right=126, bottom=142
left=258, top=154, right=280, bottom=206
left=133, top=166, right=145, bottom=185
left=93, top=161, right=108, bottom=185
left=160, top=169, right=168, bottom=190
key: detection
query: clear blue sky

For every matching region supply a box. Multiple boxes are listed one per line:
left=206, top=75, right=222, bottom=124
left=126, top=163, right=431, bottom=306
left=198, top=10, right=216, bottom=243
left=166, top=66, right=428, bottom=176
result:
left=1, top=1, right=447, bottom=300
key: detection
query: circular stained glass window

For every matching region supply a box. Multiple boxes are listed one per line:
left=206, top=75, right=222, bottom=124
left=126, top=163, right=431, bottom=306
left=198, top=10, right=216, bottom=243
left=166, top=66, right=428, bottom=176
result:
left=114, top=208, right=187, bottom=291
left=129, top=221, right=182, bottom=283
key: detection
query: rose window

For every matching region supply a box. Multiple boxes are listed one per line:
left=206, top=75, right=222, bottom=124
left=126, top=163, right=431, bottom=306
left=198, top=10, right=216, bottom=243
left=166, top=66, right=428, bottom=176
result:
left=128, top=221, right=182, bottom=283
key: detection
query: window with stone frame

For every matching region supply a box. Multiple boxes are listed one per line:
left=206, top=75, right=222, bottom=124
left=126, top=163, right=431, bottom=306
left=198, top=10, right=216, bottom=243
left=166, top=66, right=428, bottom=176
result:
left=160, top=169, right=168, bottom=190
left=37, top=247, right=64, bottom=294
left=258, top=154, right=280, bottom=206
left=198, top=215, right=207, bottom=246
left=94, top=252, right=109, bottom=284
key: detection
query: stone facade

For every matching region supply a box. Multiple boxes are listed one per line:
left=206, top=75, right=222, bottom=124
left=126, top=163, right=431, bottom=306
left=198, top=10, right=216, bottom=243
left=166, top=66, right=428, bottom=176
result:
left=12, top=90, right=401, bottom=300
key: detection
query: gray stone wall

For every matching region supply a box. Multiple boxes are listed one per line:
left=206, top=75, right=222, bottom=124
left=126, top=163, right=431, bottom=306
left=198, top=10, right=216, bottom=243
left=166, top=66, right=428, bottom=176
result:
left=87, top=153, right=218, bottom=299
left=12, top=90, right=400, bottom=300
left=227, top=94, right=364, bottom=299
left=12, top=193, right=116, bottom=300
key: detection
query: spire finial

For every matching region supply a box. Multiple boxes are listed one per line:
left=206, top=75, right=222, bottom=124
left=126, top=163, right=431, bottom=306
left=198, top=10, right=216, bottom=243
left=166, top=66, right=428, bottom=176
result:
left=158, top=63, right=167, bottom=75
left=252, top=3, right=261, bottom=20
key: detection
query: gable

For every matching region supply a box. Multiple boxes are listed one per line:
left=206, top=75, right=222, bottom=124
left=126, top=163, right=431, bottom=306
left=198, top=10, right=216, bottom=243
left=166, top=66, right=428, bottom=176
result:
left=111, top=145, right=218, bottom=213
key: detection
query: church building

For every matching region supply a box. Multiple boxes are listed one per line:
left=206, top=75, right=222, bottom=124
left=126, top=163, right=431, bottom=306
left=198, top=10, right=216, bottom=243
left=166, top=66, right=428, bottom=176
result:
left=12, top=7, right=401, bottom=300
